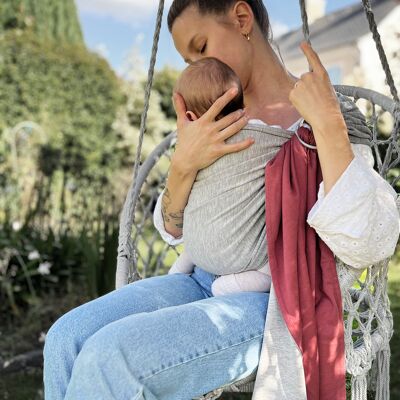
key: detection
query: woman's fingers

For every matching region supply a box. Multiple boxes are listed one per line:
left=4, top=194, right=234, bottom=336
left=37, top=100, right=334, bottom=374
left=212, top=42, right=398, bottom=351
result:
left=203, top=87, right=239, bottom=123
left=217, top=136, right=255, bottom=156
left=214, top=108, right=246, bottom=132
left=216, top=113, right=250, bottom=142
left=172, top=91, right=189, bottom=130
left=215, top=121, right=254, bottom=156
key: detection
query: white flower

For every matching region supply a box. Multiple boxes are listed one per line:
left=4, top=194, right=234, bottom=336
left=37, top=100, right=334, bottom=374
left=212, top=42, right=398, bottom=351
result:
left=38, top=331, right=46, bottom=343
left=12, top=221, right=21, bottom=231
left=10, top=264, right=18, bottom=277
left=37, top=262, right=52, bottom=275
left=28, top=250, right=40, bottom=260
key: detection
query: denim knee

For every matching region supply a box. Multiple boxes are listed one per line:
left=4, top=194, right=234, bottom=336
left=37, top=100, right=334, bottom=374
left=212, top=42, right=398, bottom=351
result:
left=64, top=323, right=158, bottom=400
left=44, top=310, right=84, bottom=359
left=44, top=315, right=70, bottom=358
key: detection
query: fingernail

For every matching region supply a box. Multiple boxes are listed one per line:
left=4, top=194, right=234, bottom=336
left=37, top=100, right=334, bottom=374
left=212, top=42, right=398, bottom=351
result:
left=231, top=87, right=238, bottom=95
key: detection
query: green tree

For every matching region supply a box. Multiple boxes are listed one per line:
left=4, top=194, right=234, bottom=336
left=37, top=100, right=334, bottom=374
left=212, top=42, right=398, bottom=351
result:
left=0, top=0, right=83, bottom=45
left=152, top=66, right=181, bottom=119
left=0, top=0, right=126, bottom=229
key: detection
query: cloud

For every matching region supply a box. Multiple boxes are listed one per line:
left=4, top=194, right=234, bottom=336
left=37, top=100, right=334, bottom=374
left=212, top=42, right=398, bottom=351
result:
left=135, top=32, right=145, bottom=45
left=76, top=0, right=173, bottom=25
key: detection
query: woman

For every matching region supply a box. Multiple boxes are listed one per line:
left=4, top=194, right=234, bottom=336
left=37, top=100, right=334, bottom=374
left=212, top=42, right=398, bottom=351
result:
left=43, top=1, right=399, bottom=399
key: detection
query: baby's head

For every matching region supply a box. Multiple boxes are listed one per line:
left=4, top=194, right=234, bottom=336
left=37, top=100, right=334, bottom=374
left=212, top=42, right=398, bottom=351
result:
left=173, top=57, right=244, bottom=122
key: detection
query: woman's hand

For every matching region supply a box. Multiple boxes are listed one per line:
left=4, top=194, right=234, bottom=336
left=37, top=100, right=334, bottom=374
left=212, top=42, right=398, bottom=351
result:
left=171, top=87, right=254, bottom=175
left=288, top=41, right=345, bottom=132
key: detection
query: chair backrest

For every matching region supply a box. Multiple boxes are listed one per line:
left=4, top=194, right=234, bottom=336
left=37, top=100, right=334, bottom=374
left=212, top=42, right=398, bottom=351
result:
left=115, top=129, right=179, bottom=285
left=334, top=85, right=400, bottom=180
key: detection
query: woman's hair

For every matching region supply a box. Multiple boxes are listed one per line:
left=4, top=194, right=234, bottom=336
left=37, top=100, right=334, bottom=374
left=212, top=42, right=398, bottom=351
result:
left=167, top=0, right=288, bottom=81
left=167, top=0, right=273, bottom=43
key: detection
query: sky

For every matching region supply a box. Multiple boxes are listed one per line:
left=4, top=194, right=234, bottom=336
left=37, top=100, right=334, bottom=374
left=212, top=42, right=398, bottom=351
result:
left=75, top=0, right=359, bottom=77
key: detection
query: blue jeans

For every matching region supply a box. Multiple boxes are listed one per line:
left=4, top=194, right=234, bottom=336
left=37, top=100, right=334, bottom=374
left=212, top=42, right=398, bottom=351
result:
left=43, top=266, right=269, bottom=400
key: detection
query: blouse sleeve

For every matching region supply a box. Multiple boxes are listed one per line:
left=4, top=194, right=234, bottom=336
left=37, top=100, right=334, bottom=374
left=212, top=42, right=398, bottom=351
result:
left=153, top=187, right=184, bottom=246
left=306, top=143, right=400, bottom=269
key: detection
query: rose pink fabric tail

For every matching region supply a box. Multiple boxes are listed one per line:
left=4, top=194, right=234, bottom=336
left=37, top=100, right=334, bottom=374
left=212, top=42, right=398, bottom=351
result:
left=264, top=125, right=346, bottom=400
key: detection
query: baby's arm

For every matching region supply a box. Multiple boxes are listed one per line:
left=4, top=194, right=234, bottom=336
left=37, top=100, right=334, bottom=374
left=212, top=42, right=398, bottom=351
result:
left=211, top=269, right=271, bottom=296
left=168, top=249, right=195, bottom=275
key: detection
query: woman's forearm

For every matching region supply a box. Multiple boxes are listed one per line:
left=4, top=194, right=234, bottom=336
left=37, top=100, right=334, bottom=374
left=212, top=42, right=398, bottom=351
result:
left=161, top=156, right=198, bottom=238
left=312, top=117, right=355, bottom=195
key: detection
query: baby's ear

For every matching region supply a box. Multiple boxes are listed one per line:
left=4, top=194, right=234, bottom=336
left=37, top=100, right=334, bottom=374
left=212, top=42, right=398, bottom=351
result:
left=186, top=111, right=198, bottom=121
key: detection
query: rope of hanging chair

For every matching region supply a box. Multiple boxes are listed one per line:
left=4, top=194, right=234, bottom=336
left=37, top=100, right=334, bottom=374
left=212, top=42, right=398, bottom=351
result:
left=131, top=0, right=165, bottom=186
left=358, top=0, right=400, bottom=185
left=298, top=0, right=311, bottom=45
left=299, top=0, right=399, bottom=104
left=116, top=0, right=164, bottom=284
left=298, top=0, right=400, bottom=191
left=361, top=0, right=399, bottom=103
left=298, top=0, right=313, bottom=73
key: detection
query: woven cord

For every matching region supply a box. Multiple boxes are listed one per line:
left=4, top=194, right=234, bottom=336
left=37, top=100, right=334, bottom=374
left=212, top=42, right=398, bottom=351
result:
left=117, top=0, right=165, bottom=285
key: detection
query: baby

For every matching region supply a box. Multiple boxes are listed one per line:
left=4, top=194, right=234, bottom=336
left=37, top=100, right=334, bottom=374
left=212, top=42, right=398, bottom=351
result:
left=167, top=56, right=272, bottom=297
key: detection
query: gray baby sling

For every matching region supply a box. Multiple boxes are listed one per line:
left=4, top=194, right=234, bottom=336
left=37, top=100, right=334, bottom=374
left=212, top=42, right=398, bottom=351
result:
left=182, top=91, right=373, bottom=275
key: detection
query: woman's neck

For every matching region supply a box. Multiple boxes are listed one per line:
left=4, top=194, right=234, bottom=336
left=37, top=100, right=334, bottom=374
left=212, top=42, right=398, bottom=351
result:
left=243, top=39, right=302, bottom=130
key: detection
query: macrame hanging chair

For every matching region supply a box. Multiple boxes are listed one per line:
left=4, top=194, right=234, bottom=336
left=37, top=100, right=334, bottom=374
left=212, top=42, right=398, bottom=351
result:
left=115, top=0, right=400, bottom=399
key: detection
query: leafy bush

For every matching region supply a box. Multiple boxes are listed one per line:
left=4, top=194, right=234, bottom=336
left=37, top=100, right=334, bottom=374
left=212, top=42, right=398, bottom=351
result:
left=0, top=0, right=83, bottom=44
left=0, top=30, right=125, bottom=167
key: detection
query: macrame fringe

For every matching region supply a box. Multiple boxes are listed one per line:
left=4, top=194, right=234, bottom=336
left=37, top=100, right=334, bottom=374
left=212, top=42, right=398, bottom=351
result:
left=192, top=388, right=223, bottom=400
left=367, top=351, right=378, bottom=392
left=191, top=376, right=255, bottom=399
left=351, top=373, right=368, bottom=400
left=374, top=348, right=391, bottom=400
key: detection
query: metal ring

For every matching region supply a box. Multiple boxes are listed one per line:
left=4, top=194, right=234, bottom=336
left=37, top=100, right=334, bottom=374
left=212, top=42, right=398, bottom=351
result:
left=294, top=129, right=318, bottom=149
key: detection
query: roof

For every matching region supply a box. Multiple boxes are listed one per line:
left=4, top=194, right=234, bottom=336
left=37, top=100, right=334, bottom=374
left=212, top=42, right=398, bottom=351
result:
left=274, top=0, right=399, bottom=59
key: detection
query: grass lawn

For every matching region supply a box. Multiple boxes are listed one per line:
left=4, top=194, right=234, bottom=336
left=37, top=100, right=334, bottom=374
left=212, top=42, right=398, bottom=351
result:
left=388, top=258, right=400, bottom=398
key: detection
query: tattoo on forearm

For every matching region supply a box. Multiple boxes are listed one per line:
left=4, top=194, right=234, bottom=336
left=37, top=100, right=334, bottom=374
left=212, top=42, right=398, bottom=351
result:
left=161, top=188, right=184, bottom=229
left=161, top=188, right=172, bottom=222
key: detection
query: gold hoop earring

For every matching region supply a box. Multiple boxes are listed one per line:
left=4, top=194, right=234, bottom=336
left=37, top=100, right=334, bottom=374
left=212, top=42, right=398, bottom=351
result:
left=243, top=32, right=250, bottom=41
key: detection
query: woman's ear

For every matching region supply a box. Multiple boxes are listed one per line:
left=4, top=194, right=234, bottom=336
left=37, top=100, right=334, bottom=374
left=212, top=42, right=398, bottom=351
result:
left=186, top=110, right=199, bottom=121
left=232, top=1, right=253, bottom=34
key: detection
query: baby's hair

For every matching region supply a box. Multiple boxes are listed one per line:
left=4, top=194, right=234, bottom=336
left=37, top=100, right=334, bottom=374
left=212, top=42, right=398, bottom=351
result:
left=173, top=56, right=244, bottom=121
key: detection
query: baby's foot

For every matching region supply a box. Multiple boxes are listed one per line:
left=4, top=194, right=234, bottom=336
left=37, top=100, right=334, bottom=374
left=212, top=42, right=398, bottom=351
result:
left=211, top=272, right=272, bottom=296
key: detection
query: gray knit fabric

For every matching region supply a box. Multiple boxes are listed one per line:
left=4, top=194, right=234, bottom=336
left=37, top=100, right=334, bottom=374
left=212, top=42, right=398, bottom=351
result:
left=182, top=91, right=373, bottom=275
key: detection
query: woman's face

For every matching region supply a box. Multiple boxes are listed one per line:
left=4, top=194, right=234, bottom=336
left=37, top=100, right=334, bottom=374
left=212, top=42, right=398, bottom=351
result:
left=171, top=3, right=254, bottom=92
